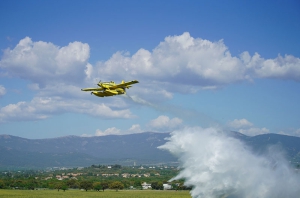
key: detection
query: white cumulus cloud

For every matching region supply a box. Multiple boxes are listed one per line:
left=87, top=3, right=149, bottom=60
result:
left=95, top=127, right=121, bottom=136
left=92, top=32, right=300, bottom=94
left=278, top=128, right=300, bottom=137
left=128, top=124, right=142, bottom=133
left=227, top=118, right=254, bottom=129
left=243, top=52, right=300, bottom=81
left=0, top=97, right=134, bottom=123
left=94, top=32, right=247, bottom=90
left=1, top=33, right=300, bottom=125
left=0, top=37, right=90, bottom=86
left=227, top=118, right=270, bottom=136
left=239, top=127, right=270, bottom=136
left=295, top=128, right=300, bottom=137
left=148, top=115, right=183, bottom=132
left=0, top=85, right=6, bottom=97
left=94, top=124, right=143, bottom=137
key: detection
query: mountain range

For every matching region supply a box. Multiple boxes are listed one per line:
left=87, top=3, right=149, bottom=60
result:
left=0, top=132, right=299, bottom=169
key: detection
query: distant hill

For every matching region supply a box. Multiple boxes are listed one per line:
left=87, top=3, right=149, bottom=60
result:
left=0, top=132, right=176, bottom=169
left=226, top=131, right=300, bottom=165
left=238, top=133, right=300, bottom=162
left=0, top=132, right=299, bottom=169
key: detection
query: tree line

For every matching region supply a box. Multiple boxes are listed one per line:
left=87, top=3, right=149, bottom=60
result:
left=0, top=164, right=192, bottom=191
left=0, top=177, right=191, bottom=191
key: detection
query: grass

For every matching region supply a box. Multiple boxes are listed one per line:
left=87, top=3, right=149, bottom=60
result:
left=0, top=189, right=191, bottom=198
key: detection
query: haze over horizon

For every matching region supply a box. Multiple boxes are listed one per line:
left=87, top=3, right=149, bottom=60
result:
left=0, top=0, right=300, bottom=139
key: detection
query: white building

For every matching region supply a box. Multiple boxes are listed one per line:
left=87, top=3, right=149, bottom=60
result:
left=163, top=183, right=172, bottom=190
left=141, top=182, right=152, bottom=189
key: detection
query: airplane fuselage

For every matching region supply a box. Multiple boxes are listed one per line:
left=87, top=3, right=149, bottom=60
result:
left=81, top=80, right=138, bottom=97
left=92, top=87, right=125, bottom=97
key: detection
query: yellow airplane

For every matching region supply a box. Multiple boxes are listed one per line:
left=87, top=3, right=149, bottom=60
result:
left=81, top=80, right=139, bottom=97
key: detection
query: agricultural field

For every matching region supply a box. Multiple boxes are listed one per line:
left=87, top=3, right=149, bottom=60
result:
left=0, top=189, right=191, bottom=198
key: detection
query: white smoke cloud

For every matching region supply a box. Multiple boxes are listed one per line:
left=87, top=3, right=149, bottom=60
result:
left=159, top=127, right=300, bottom=198
left=124, top=94, right=217, bottom=128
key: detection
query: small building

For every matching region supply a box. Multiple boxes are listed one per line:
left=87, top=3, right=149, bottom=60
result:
left=141, top=182, right=152, bottom=190
left=163, top=183, right=172, bottom=190
left=143, top=173, right=150, bottom=177
left=122, top=173, right=130, bottom=178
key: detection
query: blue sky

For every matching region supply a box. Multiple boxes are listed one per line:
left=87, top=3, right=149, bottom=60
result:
left=0, top=0, right=300, bottom=139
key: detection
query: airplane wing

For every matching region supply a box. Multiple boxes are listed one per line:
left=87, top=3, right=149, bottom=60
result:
left=109, top=80, right=139, bottom=89
left=81, top=87, right=104, bottom=91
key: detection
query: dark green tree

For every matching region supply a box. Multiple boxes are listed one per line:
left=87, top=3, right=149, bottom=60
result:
left=26, top=179, right=38, bottom=190
left=0, top=180, right=5, bottom=189
left=12, top=180, right=26, bottom=189
left=79, top=180, right=93, bottom=191
left=61, top=183, right=68, bottom=192
left=93, top=182, right=102, bottom=191
left=112, top=164, right=122, bottom=169
left=66, top=179, right=78, bottom=189
left=109, top=181, right=124, bottom=191
left=101, top=181, right=109, bottom=192
left=151, top=181, right=163, bottom=190
left=134, top=180, right=141, bottom=188
left=54, top=182, right=62, bottom=191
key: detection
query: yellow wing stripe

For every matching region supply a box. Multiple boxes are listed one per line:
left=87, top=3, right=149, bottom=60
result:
left=109, top=80, right=139, bottom=89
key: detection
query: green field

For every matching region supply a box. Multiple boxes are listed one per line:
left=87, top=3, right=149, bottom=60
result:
left=0, top=189, right=191, bottom=198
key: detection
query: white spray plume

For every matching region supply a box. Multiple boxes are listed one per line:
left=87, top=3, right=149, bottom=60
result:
left=123, top=94, right=218, bottom=127
left=159, top=127, right=300, bottom=198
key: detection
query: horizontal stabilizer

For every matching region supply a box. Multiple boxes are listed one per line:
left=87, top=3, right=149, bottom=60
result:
left=109, top=80, right=139, bottom=89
